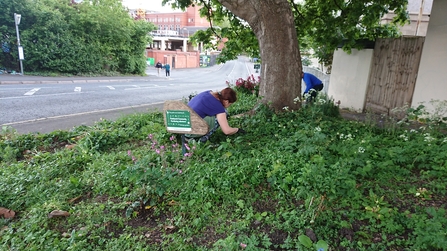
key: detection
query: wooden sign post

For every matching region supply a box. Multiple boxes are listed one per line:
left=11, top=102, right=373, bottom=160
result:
left=163, top=100, right=209, bottom=153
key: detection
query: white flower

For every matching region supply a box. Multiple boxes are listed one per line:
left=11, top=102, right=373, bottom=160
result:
left=315, top=126, right=321, bottom=132
left=358, top=147, right=365, bottom=153
left=424, top=133, right=435, bottom=142
left=283, top=106, right=289, bottom=111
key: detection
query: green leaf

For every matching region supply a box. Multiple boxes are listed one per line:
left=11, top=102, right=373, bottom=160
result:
left=298, top=235, right=313, bottom=248
left=315, top=240, right=328, bottom=250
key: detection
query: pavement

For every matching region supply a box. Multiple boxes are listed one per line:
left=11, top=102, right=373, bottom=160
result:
left=0, top=58, right=259, bottom=85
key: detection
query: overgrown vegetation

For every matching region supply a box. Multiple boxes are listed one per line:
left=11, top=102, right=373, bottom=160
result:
left=1, top=89, right=447, bottom=251
left=0, top=0, right=154, bottom=75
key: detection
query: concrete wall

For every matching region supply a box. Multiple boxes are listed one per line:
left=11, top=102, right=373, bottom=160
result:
left=327, top=49, right=374, bottom=112
left=412, top=0, right=447, bottom=111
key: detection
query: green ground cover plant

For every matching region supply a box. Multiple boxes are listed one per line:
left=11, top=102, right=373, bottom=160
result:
left=1, top=88, right=447, bottom=251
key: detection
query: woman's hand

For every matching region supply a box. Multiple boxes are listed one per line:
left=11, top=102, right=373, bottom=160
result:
left=216, top=113, right=239, bottom=135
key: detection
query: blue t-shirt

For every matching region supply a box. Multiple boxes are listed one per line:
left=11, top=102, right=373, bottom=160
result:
left=188, top=90, right=225, bottom=118
left=303, top=73, right=322, bottom=94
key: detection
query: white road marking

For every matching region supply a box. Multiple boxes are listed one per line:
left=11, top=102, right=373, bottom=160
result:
left=106, top=86, right=115, bottom=90
left=124, top=86, right=166, bottom=90
left=74, top=87, right=81, bottom=92
left=24, top=88, right=40, bottom=96
left=1, top=92, right=87, bottom=100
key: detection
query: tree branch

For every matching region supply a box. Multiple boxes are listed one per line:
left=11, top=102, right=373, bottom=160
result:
left=332, top=0, right=344, bottom=12
left=199, top=0, right=222, bottom=40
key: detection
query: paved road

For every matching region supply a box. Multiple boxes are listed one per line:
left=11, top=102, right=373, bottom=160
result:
left=0, top=58, right=256, bottom=133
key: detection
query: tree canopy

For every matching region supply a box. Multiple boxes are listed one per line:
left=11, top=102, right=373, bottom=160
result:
left=163, top=0, right=408, bottom=111
left=0, top=0, right=155, bottom=75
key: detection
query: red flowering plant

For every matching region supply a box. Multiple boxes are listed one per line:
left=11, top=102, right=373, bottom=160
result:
left=232, top=74, right=260, bottom=96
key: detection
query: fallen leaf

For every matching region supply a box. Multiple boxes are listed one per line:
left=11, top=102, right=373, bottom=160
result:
left=48, top=210, right=70, bottom=218
left=0, top=207, right=15, bottom=219
left=168, top=200, right=178, bottom=206
left=68, top=195, right=83, bottom=204
left=65, top=144, right=76, bottom=149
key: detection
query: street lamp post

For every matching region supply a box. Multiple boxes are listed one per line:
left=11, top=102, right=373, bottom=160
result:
left=14, top=13, right=24, bottom=75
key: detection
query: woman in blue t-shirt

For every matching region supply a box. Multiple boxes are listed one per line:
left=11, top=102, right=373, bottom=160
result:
left=187, top=87, right=246, bottom=142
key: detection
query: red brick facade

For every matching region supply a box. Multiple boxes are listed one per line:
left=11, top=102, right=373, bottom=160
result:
left=147, top=50, right=200, bottom=69
left=139, top=5, right=211, bottom=69
left=145, top=5, right=210, bottom=33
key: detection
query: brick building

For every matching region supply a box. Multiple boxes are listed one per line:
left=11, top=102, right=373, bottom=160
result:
left=129, top=5, right=212, bottom=69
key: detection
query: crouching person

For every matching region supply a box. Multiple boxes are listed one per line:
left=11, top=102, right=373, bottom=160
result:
left=186, top=87, right=246, bottom=143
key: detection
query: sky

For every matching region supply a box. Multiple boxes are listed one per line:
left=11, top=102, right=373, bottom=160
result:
left=122, top=0, right=181, bottom=12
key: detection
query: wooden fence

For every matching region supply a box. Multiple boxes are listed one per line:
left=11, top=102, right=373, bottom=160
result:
left=364, top=37, right=425, bottom=115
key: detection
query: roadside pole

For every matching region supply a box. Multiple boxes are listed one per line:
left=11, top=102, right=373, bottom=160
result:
left=14, top=13, right=24, bottom=75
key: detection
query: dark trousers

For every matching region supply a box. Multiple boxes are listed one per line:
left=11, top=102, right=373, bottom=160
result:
left=307, top=84, right=324, bottom=102
left=166, top=70, right=170, bottom=76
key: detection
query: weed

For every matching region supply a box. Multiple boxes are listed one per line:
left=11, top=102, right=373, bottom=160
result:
left=1, top=91, right=447, bottom=250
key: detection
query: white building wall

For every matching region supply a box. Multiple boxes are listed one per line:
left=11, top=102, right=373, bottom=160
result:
left=327, top=49, right=374, bottom=112
left=412, top=0, right=447, bottom=110
left=381, top=0, right=433, bottom=36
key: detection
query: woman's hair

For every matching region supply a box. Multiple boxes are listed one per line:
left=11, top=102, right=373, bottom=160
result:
left=214, top=87, right=237, bottom=104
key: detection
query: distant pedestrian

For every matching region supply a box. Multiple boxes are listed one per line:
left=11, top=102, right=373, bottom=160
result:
left=164, top=63, right=171, bottom=77
left=301, top=72, right=324, bottom=102
left=155, top=61, right=162, bottom=76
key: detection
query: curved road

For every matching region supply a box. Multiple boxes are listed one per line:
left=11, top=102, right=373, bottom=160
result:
left=0, top=56, right=258, bottom=134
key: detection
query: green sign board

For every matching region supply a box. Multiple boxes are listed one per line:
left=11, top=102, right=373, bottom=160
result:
left=166, top=110, right=191, bottom=131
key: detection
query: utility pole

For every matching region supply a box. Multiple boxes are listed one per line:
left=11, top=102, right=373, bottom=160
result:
left=14, top=13, right=24, bottom=75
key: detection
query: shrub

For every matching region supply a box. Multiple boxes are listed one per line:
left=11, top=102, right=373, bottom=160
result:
left=231, top=75, right=260, bottom=96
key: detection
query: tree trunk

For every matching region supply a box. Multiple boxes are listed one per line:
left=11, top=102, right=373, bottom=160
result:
left=218, top=0, right=302, bottom=111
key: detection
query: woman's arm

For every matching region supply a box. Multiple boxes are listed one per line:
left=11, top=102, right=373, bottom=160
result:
left=216, top=113, right=239, bottom=135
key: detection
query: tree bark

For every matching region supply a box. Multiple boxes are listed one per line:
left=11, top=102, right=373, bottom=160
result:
left=218, top=0, right=302, bottom=111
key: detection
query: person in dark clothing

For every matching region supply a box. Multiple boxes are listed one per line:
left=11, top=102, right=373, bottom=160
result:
left=302, top=72, right=324, bottom=102
left=155, top=61, right=162, bottom=76
left=164, top=63, right=171, bottom=77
